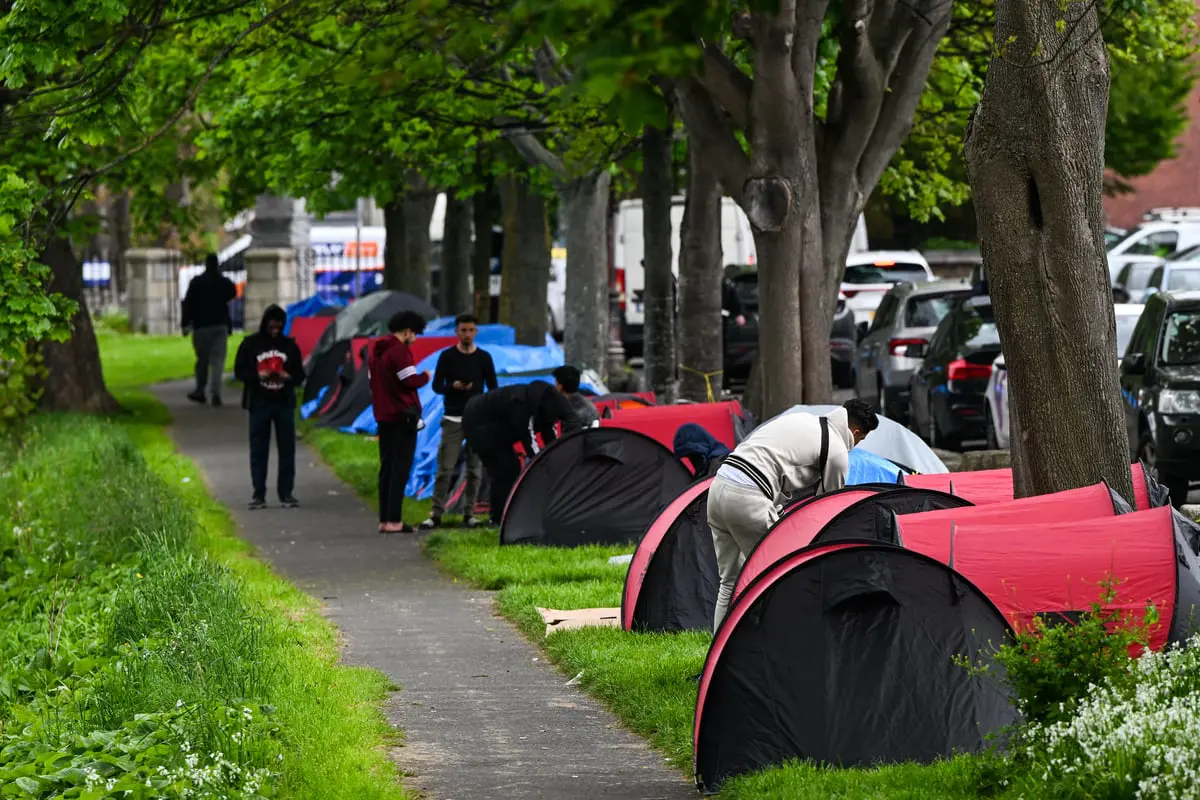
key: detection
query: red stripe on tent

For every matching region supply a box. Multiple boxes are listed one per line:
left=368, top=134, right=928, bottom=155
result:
left=290, top=316, right=334, bottom=362
left=350, top=336, right=373, bottom=370
left=621, top=478, right=714, bottom=631
left=410, top=335, right=458, bottom=365
left=897, top=482, right=1118, bottom=563
left=903, top=462, right=1152, bottom=509
left=600, top=400, right=743, bottom=451
left=733, top=490, right=878, bottom=600
left=694, top=542, right=861, bottom=761
left=950, top=506, right=1176, bottom=650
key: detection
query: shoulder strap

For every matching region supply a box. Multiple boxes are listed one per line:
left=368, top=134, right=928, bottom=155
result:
left=818, top=416, right=830, bottom=492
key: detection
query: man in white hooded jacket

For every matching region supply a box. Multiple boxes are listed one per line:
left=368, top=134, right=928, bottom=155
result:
left=708, top=398, right=879, bottom=630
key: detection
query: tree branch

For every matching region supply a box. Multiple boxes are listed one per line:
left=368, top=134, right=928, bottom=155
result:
left=671, top=76, right=750, bottom=202
left=503, top=128, right=567, bottom=178
left=697, top=43, right=751, bottom=132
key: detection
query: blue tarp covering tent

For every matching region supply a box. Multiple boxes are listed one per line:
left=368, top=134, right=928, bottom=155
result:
left=424, top=316, right=518, bottom=346
left=847, top=448, right=903, bottom=485
left=284, top=294, right=348, bottom=334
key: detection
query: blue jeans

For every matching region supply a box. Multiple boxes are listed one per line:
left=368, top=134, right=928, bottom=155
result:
left=249, top=401, right=295, bottom=500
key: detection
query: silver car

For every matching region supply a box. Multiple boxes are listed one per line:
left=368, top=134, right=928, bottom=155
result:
left=854, top=279, right=972, bottom=423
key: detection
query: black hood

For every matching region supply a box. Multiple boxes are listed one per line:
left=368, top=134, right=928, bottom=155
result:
left=259, top=304, right=287, bottom=333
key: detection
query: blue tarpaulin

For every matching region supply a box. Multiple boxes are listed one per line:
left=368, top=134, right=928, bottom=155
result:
left=847, top=448, right=903, bottom=485
left=284, top=294, right=348, bottom=334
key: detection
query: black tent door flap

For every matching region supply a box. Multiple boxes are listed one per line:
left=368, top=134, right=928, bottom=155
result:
left=541, top=449, right=667, bottom=546
left=633, top=495, right=719, bottom=632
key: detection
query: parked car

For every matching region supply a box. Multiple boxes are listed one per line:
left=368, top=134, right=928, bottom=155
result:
left=854, top=279, right=972, bottom=423
left=1106, top=208, right=1200, bottom=281
left=1142, top=260, right=1200, bottom=302
left=722, top=271, right=858, bottom=389
left=1113, top=260, right=1165, bottom=304
left=986, top=304, right=1144, bottom=450
left=840, top=250, right=934, bottom=331
left=907, top=295, right=1001, bottom=450
left=1119, top=291, right=1200, bottom=506
left=1105, top=226, right=1128, bottom=248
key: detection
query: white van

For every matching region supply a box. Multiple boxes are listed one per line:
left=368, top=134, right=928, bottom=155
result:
left=1107, top=208, right=1200, bottom=281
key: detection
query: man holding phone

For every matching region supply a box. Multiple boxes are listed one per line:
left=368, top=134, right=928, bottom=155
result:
left=419, top=313, right=498, bottom=529
left=233, top=304, right=306, bottom=510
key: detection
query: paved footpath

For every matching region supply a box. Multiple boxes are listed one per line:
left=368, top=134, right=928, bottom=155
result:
left=153, top=382, right=693, bottom=800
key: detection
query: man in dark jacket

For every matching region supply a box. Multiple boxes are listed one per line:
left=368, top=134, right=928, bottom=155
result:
left=368, top=310, right=431, bottom=534
left=462, top=380, right=582, bottom=525
left=420, top=313, right=497, bottom=531
left=233, top=304, right=306, bottom=510
left=182, top=253, right=238, bottom=406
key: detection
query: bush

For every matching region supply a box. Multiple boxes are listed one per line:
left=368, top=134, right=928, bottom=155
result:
left=1009, top=634, right=1200, bottom=799
left=0, top=350, right=44, bottom=432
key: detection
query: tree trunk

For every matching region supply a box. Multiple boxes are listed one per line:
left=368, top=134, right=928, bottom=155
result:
left=498, top=174, right=550, bottom=346
left=39, top=236, right=121, bottom=414
left=383, top=196, right=405, bottom=292
left=678, top=145, right=724, bottom=404
left=560, top=170, right=612, bottom=376
left=402, top=178, right=437, bottom=305
left=472, top=169, right=495, bottom=322
left=109, top=191, right=132, bottom=295
left=441, top=191, right=473, bottom=316
left=964, top=1, right=1132, bottom=502
left=643, top=121, right=677, bottom=402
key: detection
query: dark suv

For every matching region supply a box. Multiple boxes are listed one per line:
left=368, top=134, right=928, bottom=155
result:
left=1119, top=291, right=1200, bottom=506
left=723, top=270, right=858, bottom=389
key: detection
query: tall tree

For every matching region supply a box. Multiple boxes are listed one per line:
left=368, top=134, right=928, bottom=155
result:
left=642, top=118, right=677, bottom=400
left=965, top=1, right=1133, bottom=502
left=441, top=191, right=474, bottom=315
left=677, top=146, right=725, bottom=404
left=497, top=170, right=550, bottom=345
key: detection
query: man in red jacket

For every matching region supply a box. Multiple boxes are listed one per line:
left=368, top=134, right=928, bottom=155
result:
left=368, top=310, right=431, bottom=534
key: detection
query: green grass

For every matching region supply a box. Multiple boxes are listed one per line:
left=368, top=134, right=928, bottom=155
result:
left=425, top=530, right=633, bottom=589
left=97, top=328, right=242, bottom=393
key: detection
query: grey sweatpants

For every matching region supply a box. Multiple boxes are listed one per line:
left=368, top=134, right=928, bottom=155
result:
left=431, top=417, right=482, bottom=520
left=708, top=477, right=779, bottom=632
left=192, top=325, right=228, bottom=398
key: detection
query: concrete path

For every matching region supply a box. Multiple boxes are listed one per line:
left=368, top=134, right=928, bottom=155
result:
left=153, top=382, right=693, bottom=800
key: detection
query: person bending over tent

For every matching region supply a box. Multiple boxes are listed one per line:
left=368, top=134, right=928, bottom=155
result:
left=419, top=313, right=498, bottom=531
left=553, top=365, right=599, bottom=428
left=233, top=304, right=306, bottom=510
left=708, top=399, right=878, bottom=630
left=462, top=380, right=582, bottom=526
left=673, top=423, right=731, bottom=477
left=368, top=311, right=431, bottom=534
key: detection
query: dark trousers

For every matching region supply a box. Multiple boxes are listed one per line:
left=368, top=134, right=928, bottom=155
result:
left=469, top=432, right=522, bottom=525
left=378, top=420, right=418, bottom=524
left=249, top=401, right=296, bottom=500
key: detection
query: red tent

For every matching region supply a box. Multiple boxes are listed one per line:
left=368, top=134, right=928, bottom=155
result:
left=895, top=482, right=1121, bottom=563
left=291, top=315, right=335, bottom=362
left=410, top=335, right=458, bottom=365
left=941, top=507, right=1183, bottom=650
left=901, top=462, right=1152, bottom=509
left=600, top=400, right=746, bottom=451
left=732, top=486, right=969, bottom=600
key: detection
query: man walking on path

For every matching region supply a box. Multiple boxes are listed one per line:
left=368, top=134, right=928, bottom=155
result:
left=420, top=314, right=497, bottom=530
left=233, top=304, right=306, bottom=510
left=462, top=380, right=582, bottom=526
left=182, top=253, right=237, bottom=406
left=552, top=365, right=599, bottom=428
left=369, top=311, right=431, bottom=534
left=708, top=399, right=878, bottom=630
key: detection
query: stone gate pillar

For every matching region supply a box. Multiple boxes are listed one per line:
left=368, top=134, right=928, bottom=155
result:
left=126, top=248, right=180, bottom=334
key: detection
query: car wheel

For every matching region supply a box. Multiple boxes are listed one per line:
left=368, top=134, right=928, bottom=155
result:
left=1139, top=431, right=1189, bottom=508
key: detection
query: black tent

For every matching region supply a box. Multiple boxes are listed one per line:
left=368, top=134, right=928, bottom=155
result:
left=304, top=339, right=351, bottom=405
left=621, top=478, right=718, bottom=632
left=694, top=542, right=1016, bottom=794
left=808, top=486, right=971, bottom=546
left=315, top=364, right=372, bottom=429
left=308, top=291, right=439, bottom=368
left=501, top=428, right=693, bottom=547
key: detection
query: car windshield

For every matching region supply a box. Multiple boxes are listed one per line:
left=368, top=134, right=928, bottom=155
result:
left=1167, top=268, right=1200, bottom=291
left=1115, top=314, right=1140, bottom=357
left=1161, top=310, right=1200, bottom=365
left=846, top=261, right=929, bottom=284
left=905, top=294, right=961, bottom=327
left=1118, top=263, right=1158, bottom=292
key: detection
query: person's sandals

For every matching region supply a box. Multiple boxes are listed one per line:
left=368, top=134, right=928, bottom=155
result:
left=248, top=497, right=267, bottom=510
left=380, top=523, right=415, bottom=534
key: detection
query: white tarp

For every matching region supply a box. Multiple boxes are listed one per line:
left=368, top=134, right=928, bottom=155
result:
left=779, top=404, right=949, bottom=475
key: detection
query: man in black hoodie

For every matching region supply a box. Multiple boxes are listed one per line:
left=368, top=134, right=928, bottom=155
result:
left=462, top=380, right=582, bottom=525
left=182, top=253, right=238, bottom=406
left=233, top=305, right=306, bottom=510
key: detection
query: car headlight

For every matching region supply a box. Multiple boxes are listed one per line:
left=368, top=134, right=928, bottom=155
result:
left=1159, top=389, right=1200, bottom=415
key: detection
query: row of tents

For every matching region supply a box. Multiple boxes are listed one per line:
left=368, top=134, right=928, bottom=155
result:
left=468, top=403, right=1199, bottom=793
